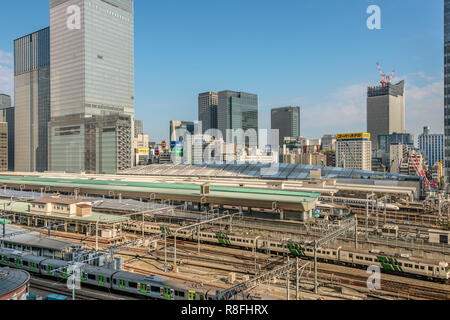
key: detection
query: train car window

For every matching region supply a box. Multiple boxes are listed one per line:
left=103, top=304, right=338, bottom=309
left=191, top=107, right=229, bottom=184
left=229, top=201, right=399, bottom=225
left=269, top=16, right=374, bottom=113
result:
left=23, top=261, right=29, bottom=267
left=349, top=254, right=353, bottom=258
left=175, top=291, right=185, bottom=298
left=9, top=258, right=14, bottom=263
left=88, top=274, right=96, bottom=280
left=420, top=266, right=424, bottom=270
left=333, top=251, right=337, bottom=256
left=129, top=282, right=138, bottom=289
left=113, top=279, right=117, bottom=284
left=428, top=267, right=433, bottom=271
left=151, top=286, right=160, bottom=293
left=414, top=265, right=419, bottom=269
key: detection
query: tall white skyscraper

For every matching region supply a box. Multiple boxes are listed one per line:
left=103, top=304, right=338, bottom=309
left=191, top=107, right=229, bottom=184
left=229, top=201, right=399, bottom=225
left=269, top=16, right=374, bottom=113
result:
left=49, top=0, right=134, bottom=173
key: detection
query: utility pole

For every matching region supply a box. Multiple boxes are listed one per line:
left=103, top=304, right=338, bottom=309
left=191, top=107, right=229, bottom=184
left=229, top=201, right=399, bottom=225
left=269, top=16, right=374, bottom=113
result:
left=365, top=194, right=369, bottom=240
left=375, top=197, right=379, bottom=230
left=164, top=232, right=167, bottom=272
left=96, top=218, right=99, bottom=252
left=296, top=258, right=299, bottom=301
left=314, top=241, right=318, bottom=294
left=355, top=216, right=358, bottom=249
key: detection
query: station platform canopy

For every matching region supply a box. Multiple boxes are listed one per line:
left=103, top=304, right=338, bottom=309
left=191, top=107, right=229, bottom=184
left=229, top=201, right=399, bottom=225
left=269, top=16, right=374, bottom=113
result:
left=118, top=163, right=422, bottom=182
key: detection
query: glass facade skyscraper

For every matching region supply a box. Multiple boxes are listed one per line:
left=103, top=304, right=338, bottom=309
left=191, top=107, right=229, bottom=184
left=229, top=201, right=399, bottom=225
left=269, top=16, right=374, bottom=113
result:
left=49, top=0, right=134, bottom=173
left=14, top=27, right=51, bottom=172
left=198, top=92, right=218, bottom=133
left=271, top=106, right=301, bottom=147
left=217, top=91, right=258, bottom=145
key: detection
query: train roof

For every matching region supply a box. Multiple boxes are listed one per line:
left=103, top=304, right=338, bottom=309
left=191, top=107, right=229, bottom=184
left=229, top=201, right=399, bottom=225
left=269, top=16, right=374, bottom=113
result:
left=82, top=265, right=118, bottom=277
left=112, top=271, right=165, bottom=283
left=341, top=247, right=449, bottom=265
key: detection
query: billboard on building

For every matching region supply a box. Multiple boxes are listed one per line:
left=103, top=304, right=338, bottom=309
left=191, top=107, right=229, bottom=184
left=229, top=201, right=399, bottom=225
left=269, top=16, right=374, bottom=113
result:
left=337, top=133, right=371, bottom=141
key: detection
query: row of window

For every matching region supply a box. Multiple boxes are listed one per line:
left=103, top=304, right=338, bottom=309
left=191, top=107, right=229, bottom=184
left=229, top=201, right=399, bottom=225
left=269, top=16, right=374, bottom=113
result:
left=348, top=254, right=435, bottom=271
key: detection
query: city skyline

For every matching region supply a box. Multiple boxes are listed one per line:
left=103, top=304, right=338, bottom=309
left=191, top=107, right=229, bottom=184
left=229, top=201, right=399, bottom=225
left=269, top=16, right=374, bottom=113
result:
left=0, top=0, right=444, bottom=144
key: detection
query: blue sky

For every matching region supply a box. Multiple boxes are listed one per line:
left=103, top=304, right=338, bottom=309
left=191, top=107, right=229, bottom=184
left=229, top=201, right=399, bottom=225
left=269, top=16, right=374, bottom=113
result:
left=0, top=0, right=444, bottom=143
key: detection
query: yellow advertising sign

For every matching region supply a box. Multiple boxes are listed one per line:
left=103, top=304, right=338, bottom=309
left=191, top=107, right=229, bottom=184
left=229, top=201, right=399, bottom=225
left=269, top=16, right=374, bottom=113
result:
left=337, top=133, right=371, bottom=141
left=136, top=148, right=150, bottom=155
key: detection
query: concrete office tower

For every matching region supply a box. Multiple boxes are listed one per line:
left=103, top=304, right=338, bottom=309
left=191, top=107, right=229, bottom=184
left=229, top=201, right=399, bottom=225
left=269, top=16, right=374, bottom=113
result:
left=49, top=0, right=134, bottom=173
left=134, top=120, right=143, bottom=138
left=321, top=134, right=337, bottom=151
left=14, top=28, right=51, bottom=173
left=0, top=123, right=8, bottom=172
left=336, top=133, right=372, bottom=171
left=49, top=114, right=131, bottom=174
left=418, top=126, right=444, bottom=167
left=271, top=107, right=301, bottom=147
left=198, top=92, right=218, bottom=133
left=0, top=94, right=14, bottom=172
left=0, top=107, right=14, bottom=172
left=367, top=81, right=405, bottom=150
left=445, top=0, right=450, bottom=177
left=217, top=91, right=258, bottom=144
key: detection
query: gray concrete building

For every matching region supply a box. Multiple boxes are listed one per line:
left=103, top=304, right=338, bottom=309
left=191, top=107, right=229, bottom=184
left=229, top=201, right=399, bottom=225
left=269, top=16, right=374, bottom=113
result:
left=271, top=106, right=300, bottom=148
left=198, top=92, right=218, bottom=133
left=0, top=95, right=14, bottom=171
left=217, top=91, right=258, bottom=144
left=14, top=27, right=51, bottom=173
left=49, top=0, right=135, bottom=173
left=49, top=114, right=132, bottom=174
left=134, top=120, right=143, bottom=138
left=0, top=122, right=8, bottom=172
left=367, top=81, right=405, bottom=150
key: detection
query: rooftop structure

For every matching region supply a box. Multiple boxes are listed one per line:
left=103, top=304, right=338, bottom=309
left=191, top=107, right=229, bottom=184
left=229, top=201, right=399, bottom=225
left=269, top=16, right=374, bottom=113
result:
left=0, top=268, right=30, bottom=300
left=1, top=224, right=82, bottom=259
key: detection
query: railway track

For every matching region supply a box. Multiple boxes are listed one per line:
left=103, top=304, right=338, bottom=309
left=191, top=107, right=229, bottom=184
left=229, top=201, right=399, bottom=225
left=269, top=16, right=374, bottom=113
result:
left=118, top=238, right=450, bottom=300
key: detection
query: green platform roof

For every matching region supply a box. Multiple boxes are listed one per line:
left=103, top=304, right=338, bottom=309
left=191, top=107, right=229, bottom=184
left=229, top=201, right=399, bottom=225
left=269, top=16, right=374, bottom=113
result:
left=0, top=176, right=321, bottom=208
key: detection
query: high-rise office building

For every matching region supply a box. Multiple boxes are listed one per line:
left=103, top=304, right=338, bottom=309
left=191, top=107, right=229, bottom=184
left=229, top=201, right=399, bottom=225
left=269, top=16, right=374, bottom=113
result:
left=336, top=133, right=372, bottom=171
left=217, top=91, right=258, bottom=144
left=0, top=122, right=8, bottom=172
left=445, top=0, right=450, bottom=177
left=0, top=94, right=11, bottom=110
left=134, top=120, right=143, bottom=138
left=198, top=92, right=218, bottom=133
left=321, top=134, right=337, bottom=151
left=0, top=94, right=14, bottom=172
left=367, top=81, right=405, bottom=150
left=49, top=114, right=132, bottom=174
left=14, top=27, right=51, bottom=172
left=271, top=107, right=301, bottom=148
left=49, top=0, right=135, bottom=173
left=0, top=107, right=15, bottom=172
left=418, top=126, right=444, bottom=168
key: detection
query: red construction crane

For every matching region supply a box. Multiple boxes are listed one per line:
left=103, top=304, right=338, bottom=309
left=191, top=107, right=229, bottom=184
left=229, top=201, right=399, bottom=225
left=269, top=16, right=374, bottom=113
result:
left=376, top=62, right=395, bottom=87
left=408, top=153, right=432, bottom=190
